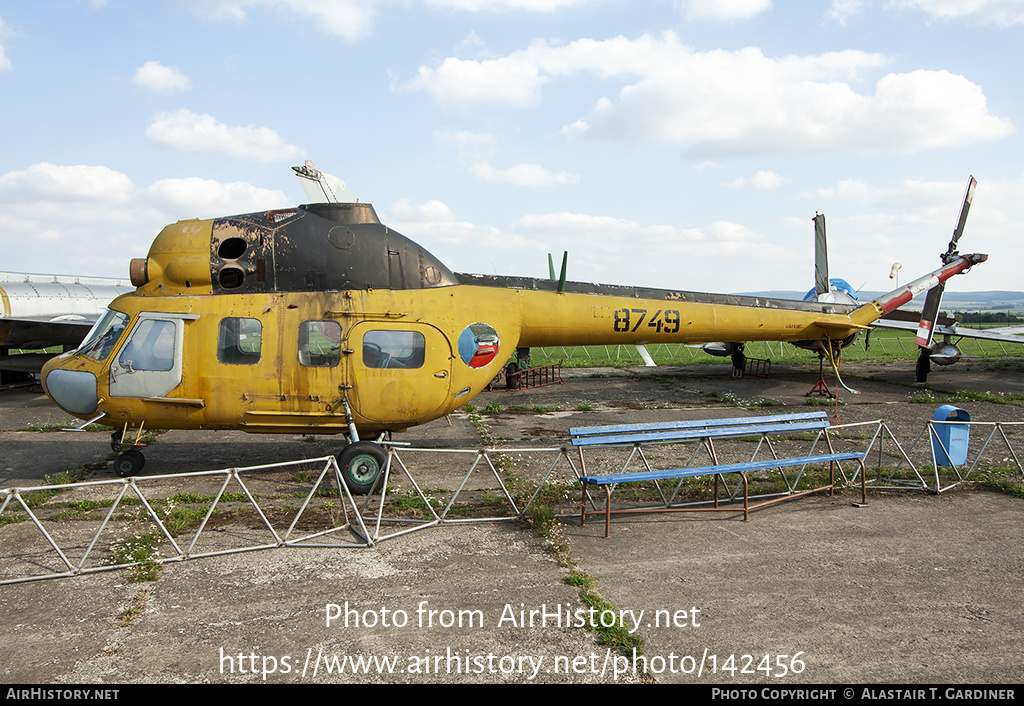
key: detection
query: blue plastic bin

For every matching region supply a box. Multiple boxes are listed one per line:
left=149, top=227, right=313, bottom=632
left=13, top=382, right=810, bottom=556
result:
left=932, top=405, right=971, bottom=466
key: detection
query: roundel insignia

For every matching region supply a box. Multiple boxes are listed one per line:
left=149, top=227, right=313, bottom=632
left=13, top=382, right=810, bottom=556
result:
left=457, top=322, right=500, bottom=368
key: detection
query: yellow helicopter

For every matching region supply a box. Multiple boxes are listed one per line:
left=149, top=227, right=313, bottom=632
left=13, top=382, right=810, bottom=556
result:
left=40, top=168, right=987, bottom=492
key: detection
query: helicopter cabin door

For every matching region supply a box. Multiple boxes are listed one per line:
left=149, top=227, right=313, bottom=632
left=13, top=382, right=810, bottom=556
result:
left=346, top=322, right=452, bottom=426
left=109, top=313, right=194, bottom=399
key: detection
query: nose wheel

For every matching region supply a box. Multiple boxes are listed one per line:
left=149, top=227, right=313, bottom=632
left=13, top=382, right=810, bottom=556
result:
left=111, top=423, right=148, bottom=477
left=115, top=449, right=146, bottom=477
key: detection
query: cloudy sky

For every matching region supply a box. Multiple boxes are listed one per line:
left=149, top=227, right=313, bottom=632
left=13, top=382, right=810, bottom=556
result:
left=1, top=1, right=1021, bottom=296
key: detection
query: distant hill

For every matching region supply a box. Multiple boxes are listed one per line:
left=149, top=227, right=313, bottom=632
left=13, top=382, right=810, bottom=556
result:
left=735, top=290, right=1024, bottom=312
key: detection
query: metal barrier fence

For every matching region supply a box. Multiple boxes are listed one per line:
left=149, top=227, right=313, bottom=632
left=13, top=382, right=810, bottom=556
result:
left=0, top=457, right=371, bottom=585
left=2, top=418, right=1021, bottom=584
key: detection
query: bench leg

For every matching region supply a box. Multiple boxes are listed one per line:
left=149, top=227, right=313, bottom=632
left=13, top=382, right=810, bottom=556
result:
left=580, top=482, right=587, bottom=527
left=860, top=458, right=867, bottom=505
left=605, top=485, right=611, bottom=538
left=742, top=472, right=749, bottom=521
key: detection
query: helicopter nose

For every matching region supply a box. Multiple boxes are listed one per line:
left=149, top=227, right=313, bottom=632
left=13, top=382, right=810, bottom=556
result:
left=43, top=368, right=99, bottom=416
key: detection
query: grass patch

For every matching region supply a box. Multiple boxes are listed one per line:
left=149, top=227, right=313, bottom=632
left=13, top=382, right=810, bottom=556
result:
left=564, top=570, right=645, bottom=653
left=805, top=396, right=842, bottom=407
left=107, top=532, right=162, bottom=582
left=19, top=469, right=89, bottom=509
left=18, top=421, right=111, bottom=432
left=974, top=466, right=1024, bottom=498
left=514, top=479, right=647, bottom=665
left=908, top=388, right=1024, bottom=406
left=117, top=589, right=151, bottom=627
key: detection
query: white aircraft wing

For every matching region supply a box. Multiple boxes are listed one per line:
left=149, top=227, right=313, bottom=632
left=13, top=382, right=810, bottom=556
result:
left=0, top=273, right=133, bottom=372
left=873, top=311, right=1024, bottom=345
left=941, top=324, right=1024, bottom=345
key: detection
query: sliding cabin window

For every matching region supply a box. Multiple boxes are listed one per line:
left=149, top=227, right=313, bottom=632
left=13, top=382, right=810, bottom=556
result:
left=362, top=330, right=426, bottom=369
left=217, top=317, right=262, bottom=365
left=298, top=321, right=342, bottom=367
left=117, top=319, right=175, bottom=372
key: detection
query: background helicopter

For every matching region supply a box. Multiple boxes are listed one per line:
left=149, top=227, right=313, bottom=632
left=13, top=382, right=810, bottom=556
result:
left=40, top=167, right=987, bottom=492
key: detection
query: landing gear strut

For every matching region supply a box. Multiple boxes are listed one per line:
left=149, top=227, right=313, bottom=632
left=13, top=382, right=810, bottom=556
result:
left=916, top=347, right=931, bottom=383
left=730, top=344, right=746, bottom=376
left=111, top=423, right=148, bottom=477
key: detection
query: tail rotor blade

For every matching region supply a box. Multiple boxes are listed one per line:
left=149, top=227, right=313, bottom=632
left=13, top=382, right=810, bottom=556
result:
left=814, top=212, right=829, bottom=297
left=916, top=282, right=945, bottom=348
left=944, top=175, right=977, bottom=262
left=918, top=175, right=976, bottom=347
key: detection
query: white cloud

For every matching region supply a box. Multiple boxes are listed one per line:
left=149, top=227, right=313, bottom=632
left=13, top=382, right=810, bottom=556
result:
left=469, top=161, right=580, bottom=186
left=793, top=174, right=1024, bottom=293
left=403, top=55, right=549, bottom=107
left=131, top=61, right=192, bottom=93
left=507, top=211, right=788, bottom=287
left=0, top=163, right=136, bottom=203
left=516, top=212, right=640, bottom=232
left=680, top=0, right=773, bottom=22
left=726, top=170, right=789, bottom=189
left=574, top=58, right=1012, bottom=156
left=433, top=129, right=578, bottom=187
left=433, top=129, right=497, bottom=160
left=145, top=109, right=303, bottom=162
left=145, top=177, right=289, bottom=216
left=0, top=16, right=11, bottom=71
left=826, top=0, right=868, bottom=24
left=179, top=0, right=378, bottom=40
left=427, top=0, right=594, bottom=9
left=897, top=0, right=1024, bottom=26
left=404, top=33, right=1013, bottom=156
left=385, top=198, right=517, bottom=252
left=0, top=163, right=290, bottom=276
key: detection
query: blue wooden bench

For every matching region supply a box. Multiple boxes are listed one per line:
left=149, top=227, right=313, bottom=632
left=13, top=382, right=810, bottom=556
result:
left=571, top=411, right=867, bottom=537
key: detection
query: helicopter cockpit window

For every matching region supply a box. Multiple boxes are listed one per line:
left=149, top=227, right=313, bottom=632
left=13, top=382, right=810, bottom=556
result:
left=218, top=317, right=262, bottom=365
left=298, top=321, right=341, bottom=367
left=78, top=309, right=130, bottom=362
left=118, top=319, right=175, bottom=372
left=362, top=330, right=425, bottom=369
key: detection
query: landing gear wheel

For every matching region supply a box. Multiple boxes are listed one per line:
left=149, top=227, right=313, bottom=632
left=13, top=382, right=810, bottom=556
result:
left=505, top=362, right=519, bottom=390
left=916, top=348, right=931, bottom=383
left=110, top=431, right=125, bottom=453
left=115, top=449, right=145, bottom=478
left=338, top=441, right=388, bottom=495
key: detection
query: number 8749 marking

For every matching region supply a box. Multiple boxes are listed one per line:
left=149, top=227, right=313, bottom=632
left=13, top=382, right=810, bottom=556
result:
left=613, top=309, right=681, bottom=334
